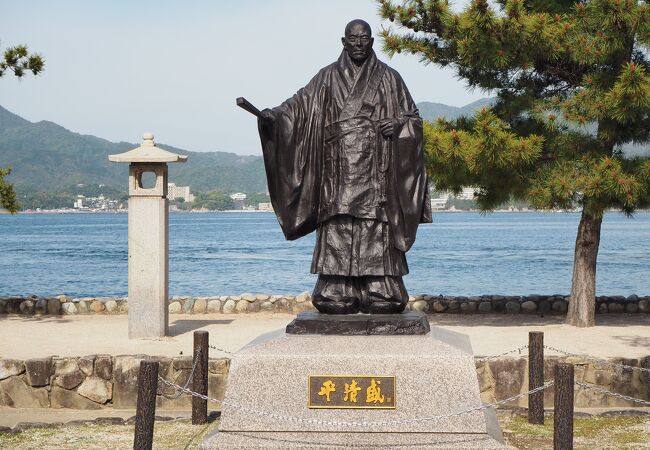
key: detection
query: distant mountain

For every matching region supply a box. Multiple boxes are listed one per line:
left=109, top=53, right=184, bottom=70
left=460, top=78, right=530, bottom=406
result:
left=5, top=100, right=643, bottom=202
left=416, top=98, right=495, bottom=122
left=0, top=105, right=267, bottom=195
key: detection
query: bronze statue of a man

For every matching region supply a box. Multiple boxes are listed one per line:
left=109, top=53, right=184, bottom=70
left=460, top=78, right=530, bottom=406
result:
left=258, top=19, right=431, bottom=314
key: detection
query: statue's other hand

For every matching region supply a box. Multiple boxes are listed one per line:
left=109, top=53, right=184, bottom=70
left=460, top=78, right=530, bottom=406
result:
left=379, top=118, right=397, bottom=139
left=260, top=109, right=276, bottom=124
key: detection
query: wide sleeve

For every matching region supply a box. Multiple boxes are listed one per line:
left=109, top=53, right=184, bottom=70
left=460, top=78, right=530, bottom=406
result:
left=258, top=71, right=329, bottom=241
left=386, top=72, right=432, bottom=252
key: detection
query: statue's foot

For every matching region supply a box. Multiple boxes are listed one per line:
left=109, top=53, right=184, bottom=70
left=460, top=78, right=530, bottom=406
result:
left=363, top=300, right=406, bottom=314
left=313, top=298, right=359, bottom=314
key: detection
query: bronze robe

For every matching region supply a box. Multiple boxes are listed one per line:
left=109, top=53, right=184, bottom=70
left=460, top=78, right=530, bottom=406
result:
left=258, top=49, right=431, bottom=277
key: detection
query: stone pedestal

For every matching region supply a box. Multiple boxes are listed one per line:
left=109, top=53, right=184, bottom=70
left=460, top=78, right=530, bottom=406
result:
left=201, top=326, right=504, bottom=449
left=127, top=195, right=168, bottom=338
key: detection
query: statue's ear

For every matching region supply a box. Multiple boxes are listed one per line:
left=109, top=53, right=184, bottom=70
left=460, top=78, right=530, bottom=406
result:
left=370, top=37, right=375, bottom=48
left=341, top=36, right=346, bottom=47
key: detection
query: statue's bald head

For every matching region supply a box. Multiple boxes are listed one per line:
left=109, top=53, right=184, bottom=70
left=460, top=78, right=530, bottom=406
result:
left=344, top=19, right=372, bottom=37
left=342, top=19, right=374, bottom=65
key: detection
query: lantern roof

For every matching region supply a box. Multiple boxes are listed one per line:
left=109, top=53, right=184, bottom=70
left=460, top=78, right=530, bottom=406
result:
left=109, top=133, right=188, bottom=163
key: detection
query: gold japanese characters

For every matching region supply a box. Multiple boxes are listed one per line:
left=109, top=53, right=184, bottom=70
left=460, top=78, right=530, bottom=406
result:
left=308, top=376, right=396, bottom=409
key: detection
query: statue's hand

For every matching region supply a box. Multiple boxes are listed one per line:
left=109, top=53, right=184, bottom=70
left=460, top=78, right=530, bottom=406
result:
left=379, top=118, right=397, bottom=139
left=260, top=109, right=276, bottom=125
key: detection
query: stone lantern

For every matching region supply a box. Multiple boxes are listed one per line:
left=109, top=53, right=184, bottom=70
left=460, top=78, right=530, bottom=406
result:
left=109, top=133, right=187, bottom=338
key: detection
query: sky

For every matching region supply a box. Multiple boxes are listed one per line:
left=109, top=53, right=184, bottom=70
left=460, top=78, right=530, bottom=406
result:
left=0, top=0, right=484, bottom=155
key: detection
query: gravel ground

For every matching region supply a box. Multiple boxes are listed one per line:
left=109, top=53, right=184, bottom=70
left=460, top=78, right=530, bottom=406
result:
left=1, top=412, right=648, bottom=449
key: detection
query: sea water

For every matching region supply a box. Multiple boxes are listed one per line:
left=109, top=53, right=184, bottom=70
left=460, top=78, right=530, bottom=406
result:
left=0, top=211, right=648, bottom=297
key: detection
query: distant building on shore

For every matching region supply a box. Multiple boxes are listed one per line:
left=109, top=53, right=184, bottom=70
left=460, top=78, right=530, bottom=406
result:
left=167, top=183, right=194, bottom=203
left=258, top=202, right=274, bottom=212
left=430, top=191, right=451, bottom=210
left=430, top=187, right=479, bottom=210
left=457, top=187, right=479, bottom=200
left=230, top=192, right=247, bottom=209
left=73, top=194, right=119, bottom=210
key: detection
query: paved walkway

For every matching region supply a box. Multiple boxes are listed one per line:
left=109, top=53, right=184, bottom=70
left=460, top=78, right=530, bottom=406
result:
left=1, top=313, right=648, bottom=360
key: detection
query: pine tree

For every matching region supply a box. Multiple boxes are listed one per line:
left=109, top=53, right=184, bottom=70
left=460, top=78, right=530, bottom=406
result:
left=378, top=0, right=650, bottom=327
left=0, top=43, right=44, bottom=213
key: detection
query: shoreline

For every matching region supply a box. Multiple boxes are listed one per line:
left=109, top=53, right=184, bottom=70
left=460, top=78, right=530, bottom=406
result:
left=9, top=208, right=650, bottom=215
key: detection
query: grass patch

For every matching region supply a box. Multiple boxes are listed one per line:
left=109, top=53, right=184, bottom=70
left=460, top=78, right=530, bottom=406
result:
left=0, top=420, right=217, bottom=450
left=0, top=413, right=647, bottom=449
left=501, top=413, right=649, bottom=449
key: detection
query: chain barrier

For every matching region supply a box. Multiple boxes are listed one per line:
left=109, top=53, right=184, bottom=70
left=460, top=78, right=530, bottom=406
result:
left=157, top=376, right=554, bottom=428
left=575, top=381, right=650, bottom=406
left=475, top=345, right=528, bottom=363
left=152, top=342, right=647, bottom=424
left=544, top=345, right=650, bottom=374
left=208, top=344, right=235, bottom=356
left=158, top=348, right=201, bottom=400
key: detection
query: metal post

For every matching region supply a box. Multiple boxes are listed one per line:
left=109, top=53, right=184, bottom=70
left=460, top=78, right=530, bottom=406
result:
left=528, top=331, right=544, bottom=424
left=134, top=360, right=159, bottom=450
left=553, top=363, right=574, bottom=450
left=192, top=330, right=209, bottom=424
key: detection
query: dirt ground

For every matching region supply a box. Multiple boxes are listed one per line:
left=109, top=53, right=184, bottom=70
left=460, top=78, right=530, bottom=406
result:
left=0, top=412, right=648, bottom=449
left=1, top=313, right=649, bottom=359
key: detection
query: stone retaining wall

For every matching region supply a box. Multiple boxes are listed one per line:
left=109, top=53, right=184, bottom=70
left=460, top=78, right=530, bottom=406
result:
left=0, top=355, right=228, bottom=410
left=1, top=293, right=649, bottom=316
left=477, top=355, right=650, bottom=408
left=0, top=354, right=647, bottom=410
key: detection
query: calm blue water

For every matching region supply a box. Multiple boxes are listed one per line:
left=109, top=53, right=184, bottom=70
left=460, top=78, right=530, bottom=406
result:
left=0, top=212, right=648, bottom=297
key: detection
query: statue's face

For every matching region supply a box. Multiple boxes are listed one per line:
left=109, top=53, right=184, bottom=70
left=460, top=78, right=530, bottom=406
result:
left=341, top=23, right=373, bottom=64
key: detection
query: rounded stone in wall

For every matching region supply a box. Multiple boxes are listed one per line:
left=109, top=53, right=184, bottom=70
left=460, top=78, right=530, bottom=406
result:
left=490, top=301, right=504, bottom=313
left=62, top=302, right=78, bottom=315
left=47, top=298, right=61, bottom=315
left=34, top=298, right=47, bottom=316
left=235, top=300, right=249, bottom=313
left=295, top=292, right=311, bottom=303
left=77, top=300, right=89, bottom=314
left=168, top=302, right=182, bottom=314
left=277, top=298, right=291, bottom=312
left=608, top=302, right=624, bottom=313
left=639, top=299, right=650, bottom=313
left=411, top=300, right=428, bottom=313
left=222, top=299, right=236, bottom=314
left=460, top=302, right=477, bottom=313
left=520, top=301, right=537, bottom=313
left=551, top=300, right=568, bottom=313
left=538, top=300, right=551, bottom=315
left=598, top=303, right=608, bottom=314
left=477, top=302, right=492, bottom=313
left=207, top=300, right=221, bottom=313
left=505, top=301, right=520, bottom=314
left=89, top=301, right=105, bottom=313
left=105, top=300, right=118, bottom=313
left=182, top=298, right=195, bottom=313
left=625, top=303, right=638, bottom=313
left=260, top=301, right=274, bottom=312
left=431, top=301, right=446, bottom=313
left=193, top=298, right=207, bottom=314
left=19, top=300, right=35, bottom=314
left=447, top=300, right=460, bottom=312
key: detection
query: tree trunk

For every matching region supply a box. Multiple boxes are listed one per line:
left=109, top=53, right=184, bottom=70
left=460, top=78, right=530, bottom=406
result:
left=566, top=207, right=603, bottom=327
